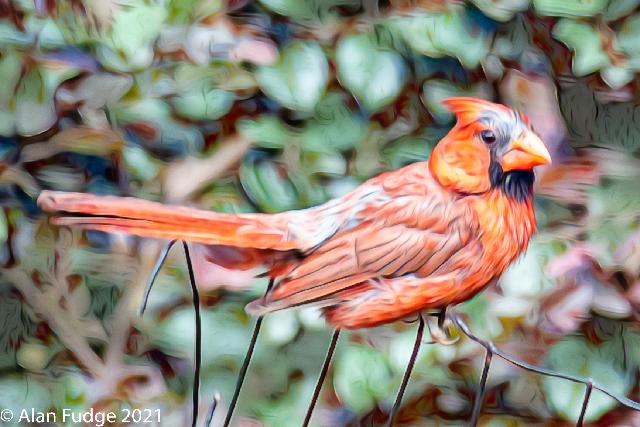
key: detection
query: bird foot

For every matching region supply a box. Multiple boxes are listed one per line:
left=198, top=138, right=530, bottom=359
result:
left=424, top=310, right=459, bottom=346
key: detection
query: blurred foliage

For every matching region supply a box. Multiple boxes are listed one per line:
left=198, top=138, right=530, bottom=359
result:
left=2, top=0, right=640, bottom=426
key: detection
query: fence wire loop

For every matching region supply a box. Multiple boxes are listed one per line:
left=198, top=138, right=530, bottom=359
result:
left=222, top=278, right=275, bottom=427
left=469, top=346, right=493, bottom=427
left=140, top=239, right=177, bottom=316
left=385, top=313, right=426, bottom=427
left=145, top=241, right=640, bottom=426
left=302, top=329, right=341, bottom=427
left=142, top=240, right=201, bottom=427
left=205, top=393, right=220, bottom=427
left=577, top=381, right=593, bottom=427
left=452, top=314, right=640, bottom=425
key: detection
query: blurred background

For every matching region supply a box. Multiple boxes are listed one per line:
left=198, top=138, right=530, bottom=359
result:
left=1, top=0, right=640, bottom=426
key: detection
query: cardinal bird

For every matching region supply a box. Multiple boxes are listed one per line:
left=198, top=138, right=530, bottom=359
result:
left=37, top=97, right=550, bottom=330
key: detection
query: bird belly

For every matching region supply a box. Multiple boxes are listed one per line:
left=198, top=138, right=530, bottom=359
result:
left=322, top=270, right=491, bottom=329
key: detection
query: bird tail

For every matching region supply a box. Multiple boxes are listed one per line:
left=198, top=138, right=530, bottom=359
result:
left=37, top=191, right=298, bottom=250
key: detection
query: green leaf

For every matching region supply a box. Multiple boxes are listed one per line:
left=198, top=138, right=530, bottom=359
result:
left=388, top=10, right=492, bottom=68
left=470, top=0, right=531, bottom=22
left=115, top=98, right=204, bottom=155
left=209, top=62, right=258, bottom=91
left=25, top=16, right=66, bottom=48
left=0, top=111, right=12, bottom=136
left=552, top=19, right=610, bottom=76
left=256, top=41, right=329, bottom=112
left=601, top=65, right=634, bottom=89
left=0, top=375, right=51, bottom=422
left=333, top=345, right=394, bottom=413
left=97, top=0, right=167, bottom=72
left=239, top=158, right=301, bottom=212
left=259, top=0, right=321, bottom=20
left=543, top=336, right=633, bottom=422
left=0, top=48, right=22, bottom=135
left=604, top=0, right=640, bottom=21
left=493, top=16, right=531, bottom=60
left=167, top=0, right=224, bottom=24
left=170, top=63, right=235, bottom=120
left=336, top=33, right=407, bottom=112
left=0, top=22, right=34, bottom=46
left=617, top=14, right=640, bottom=69
left=258, top=0, right=359, bottom=21
left=534, top=0, right=609, bottom=17
left=201, top=182, right=255, bottom=213
left=123, top=145, right=160, bottom=181
left=238, top=115, right=292, bottom=149
left=147, top=305, right=252, bottom=366
left=115, top=98, right=172, bottom=123
left=239, top=158, right=328, bottom=209
left=15, top=67, right=54, bottom=136
left=381, top=132, right=439, bottom=169
left=502, top=239, right=548, bottom=293
left=13, top=61, right=79, bottom=136
left=421, top=79, right=493, bottom=124
left=587, top=179, right=640, bottom=257
left=172, top=88, right=234, bottom=121
left=301, top=150, right=347, bottom=176
left=0, top=49, right=23, bottom=106
left=0, top=291, right=34, bottom=370
left=302, top=92, right=367, bottom=151
left=262, top=310, right=300, bottom=345
left=0, top=211, right=6, bottom=246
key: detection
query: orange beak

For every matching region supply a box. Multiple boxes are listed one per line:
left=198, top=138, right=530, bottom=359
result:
left=500, top=131, right=551, bottom=172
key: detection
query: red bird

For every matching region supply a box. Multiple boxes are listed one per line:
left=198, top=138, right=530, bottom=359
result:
left=38, top=97, right=550, bottom=330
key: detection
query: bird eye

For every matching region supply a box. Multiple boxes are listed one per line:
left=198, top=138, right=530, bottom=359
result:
left=480, top=130, right=496, bottom=144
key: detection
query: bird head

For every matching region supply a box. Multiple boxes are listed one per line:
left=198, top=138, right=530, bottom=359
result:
left=428, top=97, right=551, bottom=198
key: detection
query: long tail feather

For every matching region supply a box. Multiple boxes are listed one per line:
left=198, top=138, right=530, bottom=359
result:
left=37, top=191, right=298, bottom=250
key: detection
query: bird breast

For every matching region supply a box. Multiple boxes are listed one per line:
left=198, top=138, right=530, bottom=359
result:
left=468, top=189, right=536, bottom=280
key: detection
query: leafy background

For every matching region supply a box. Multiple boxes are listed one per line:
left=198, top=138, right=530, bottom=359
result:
left=1, top=0, right=640, bottom=426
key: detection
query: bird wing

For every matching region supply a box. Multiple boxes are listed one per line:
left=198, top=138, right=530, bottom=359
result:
left=248, top=173, right=479, bottom=313
left=37, top=163, right=432, bottom=253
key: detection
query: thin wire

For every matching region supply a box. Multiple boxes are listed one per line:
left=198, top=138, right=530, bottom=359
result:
left=453, top=315, right=640, bottom=412
left=140, top=239, right=177, bottom=316
left=223, top=278, right=275, bottom=427
left=183, top=242, right=201, bottom=427
left=386, top=314, right=425, bottom=427
left=576, top=381, right=593, bottom=427
left=469, top=347, right=493, bottom=427
left=302, top=329, right=341, bottom=427
left=139, top=240, right=201, bottom=425
left=205, top=393, right=220, bottom=427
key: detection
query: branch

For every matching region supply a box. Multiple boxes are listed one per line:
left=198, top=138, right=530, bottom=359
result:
left=104, top=240, right=169, bottom=369
left=162, top=135, right=252, bottom=202
left=2, top=268, right=105, bottom=378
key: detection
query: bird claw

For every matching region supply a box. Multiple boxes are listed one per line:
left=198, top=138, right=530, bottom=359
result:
left=425, top=310, right=459, bottom=346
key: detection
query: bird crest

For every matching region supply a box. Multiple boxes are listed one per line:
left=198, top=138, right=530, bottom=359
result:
left=441, top=97, right=511, bottom=125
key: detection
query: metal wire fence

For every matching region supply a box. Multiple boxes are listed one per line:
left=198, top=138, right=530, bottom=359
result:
left=149, top=240, right=640, bottom=427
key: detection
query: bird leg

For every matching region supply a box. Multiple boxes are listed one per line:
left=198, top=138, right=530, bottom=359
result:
left=222, top=278, right=275, bottom=427
left=386, top=313, right=425, bottom=427
left=302, top=329, right=341, bottom=427
left=425, top=308, right=459, bottom=346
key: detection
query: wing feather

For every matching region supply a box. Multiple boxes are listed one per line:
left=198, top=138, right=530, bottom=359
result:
left=248, top=175, right=478, bottom=314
